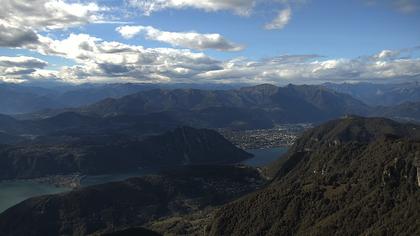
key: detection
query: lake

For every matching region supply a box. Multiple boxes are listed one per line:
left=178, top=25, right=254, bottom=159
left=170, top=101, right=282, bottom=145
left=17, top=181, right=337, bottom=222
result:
left=243, top=147, right=289, bottom=167
left=0, top=180, right=70, bottom=213
left=0, top=147, right=288, bottom=213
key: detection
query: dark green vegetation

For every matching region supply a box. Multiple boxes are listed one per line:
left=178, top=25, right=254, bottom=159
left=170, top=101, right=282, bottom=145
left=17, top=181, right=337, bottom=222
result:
left=1, top=83, right=420, bottom=236
left=208, top=117, right=420, bottom=235
left=1, top=117, right=419, bottom=236
left=102, top=227, right=162, bottom=236
left=0, top=165, right=264, bottom=236
left=0, top=127, right=251, bottom=180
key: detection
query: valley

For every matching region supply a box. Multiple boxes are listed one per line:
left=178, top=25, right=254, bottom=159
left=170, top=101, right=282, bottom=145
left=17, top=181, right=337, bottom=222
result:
left=1, top=2, right=419, bottom=234
left=1, top=116, right=419, bottom=235
left=0, top=83, right=419, bottom=235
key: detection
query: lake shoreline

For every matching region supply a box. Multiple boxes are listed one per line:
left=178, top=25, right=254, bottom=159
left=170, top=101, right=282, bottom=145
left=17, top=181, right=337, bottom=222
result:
left=0, top=147, right=289, bottom=213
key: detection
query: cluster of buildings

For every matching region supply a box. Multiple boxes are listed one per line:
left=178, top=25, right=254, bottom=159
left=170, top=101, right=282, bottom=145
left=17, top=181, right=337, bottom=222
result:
left=219, top=124, right=312, bottom=149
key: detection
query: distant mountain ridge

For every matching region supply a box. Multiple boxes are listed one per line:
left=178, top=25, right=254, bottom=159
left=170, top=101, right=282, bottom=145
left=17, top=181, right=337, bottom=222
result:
left=81, top=84, right=368, bottom=117
left=1, top=83, right=418, bottom=137
left=324, top=82, right=420, bottom=106
left=0, top=83, right=242, bottom=114
left=39, top=84, right=364, bottom=130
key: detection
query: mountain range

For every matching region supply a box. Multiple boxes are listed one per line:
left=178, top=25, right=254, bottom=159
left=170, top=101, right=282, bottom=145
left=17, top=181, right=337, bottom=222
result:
left=1, top=117, right=419, bottom=235
left=15, top=84, right=374, bottom=130
left=0, top=83, right=242, bottom=115
left=324, top=82, right=420, bottom=106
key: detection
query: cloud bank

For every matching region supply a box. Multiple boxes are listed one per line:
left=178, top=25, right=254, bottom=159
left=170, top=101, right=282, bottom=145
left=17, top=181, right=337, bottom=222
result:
left=11, top=32, right=420, bottom=85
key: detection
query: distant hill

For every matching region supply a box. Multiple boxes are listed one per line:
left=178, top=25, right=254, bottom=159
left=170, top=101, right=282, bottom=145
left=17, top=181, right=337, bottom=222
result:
left=208, top=117, right=420, bottom=235
left=0, top=112, right=180, bottom=138
left=67, top=84, right=369, bottom=127
left=324, top=82, right=420, bottom=106
left=4, top=84, right=420, bottom=136
left=0, top=127, right=251, bottom=180
left=0, top=84, right=62, bottom=114
left=11, top=83, right=420, bottom=131
left=0, top=83, right=242, bottom=115
left=374, top=102, right=420, bottom=123
left=0, top=83, right=161, bottom=114
left=0, top=165, right=263, bottom=236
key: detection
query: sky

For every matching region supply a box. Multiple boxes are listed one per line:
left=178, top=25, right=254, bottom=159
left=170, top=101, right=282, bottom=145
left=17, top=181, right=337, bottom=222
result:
left=0, top=0, right=419, bottom=85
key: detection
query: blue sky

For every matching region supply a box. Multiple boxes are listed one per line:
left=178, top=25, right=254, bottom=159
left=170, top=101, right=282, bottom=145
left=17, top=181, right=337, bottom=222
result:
left=0, top=0, right=419, bottom=85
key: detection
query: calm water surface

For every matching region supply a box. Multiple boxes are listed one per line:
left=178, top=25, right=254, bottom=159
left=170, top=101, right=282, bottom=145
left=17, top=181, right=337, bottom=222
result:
left=0, top=169, right=157, bottom=213
left=244, top=147, right=289, bottom=167
left=0, top=180, right=70, bottom=213
left=0, top=147, right=288, bottom=213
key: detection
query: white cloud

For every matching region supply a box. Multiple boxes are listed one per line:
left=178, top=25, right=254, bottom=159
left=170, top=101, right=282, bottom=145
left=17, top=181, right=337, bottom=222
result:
left=0, top=0, right=107, bottom=48
left=23, top=33, right=223, bottom=83
left=265, top=7, right=292, bottom=30
left=116, top=25, right=244, bottom=51
left=2, top=28, right=419, bottom=85
left=4, top=34, right=420, bottom=85
left=373, top=50, right=401, bottom=60
left=197, top=50, right=420, bottom=84
left=0, top=56, right=48, bottom=83
left=127, top=0, right=257, bottom=16
left=116, top=25, right=144, bottom=39
left=0, top=0, right=104, bottom=30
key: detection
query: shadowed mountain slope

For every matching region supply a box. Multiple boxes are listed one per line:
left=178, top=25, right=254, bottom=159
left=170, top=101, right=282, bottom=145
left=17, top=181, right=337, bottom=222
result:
left=0, top=166, right=263, bottom=236
left=208, top=117, right=420, bottom=236
left=0, top=127, right=251, bottom=180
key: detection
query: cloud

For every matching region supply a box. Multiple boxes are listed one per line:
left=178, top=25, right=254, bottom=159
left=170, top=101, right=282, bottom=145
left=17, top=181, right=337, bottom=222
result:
left=116, top=25, right=244, bottom=51
left=0, top=56, right=47, bottom=69
left=394, top=0, right=419, bottom=13
left=4, top=30, right=420, bottom=85
left=0, top=23, right=39, bottom=47
left=364, top=0, right=419, bottom=13
left=0, top=0, right=108, bottom=48
left=196, top=50, right=420, bottom=84
left=0, top=0, right=104, bottom=30
left=24, top=33, right=223, bottom=83
left=0, top=56, right=48, bottom=82
left=373, top=50, right=401, bottom=60
left=126, top=0, right=257, bottom=16
left=265, top=7, right=292, bottom=30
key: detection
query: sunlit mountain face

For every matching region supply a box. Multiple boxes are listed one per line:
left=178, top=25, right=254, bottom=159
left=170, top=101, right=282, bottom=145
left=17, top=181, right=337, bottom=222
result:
left=0, top=1, right=420, bottom=236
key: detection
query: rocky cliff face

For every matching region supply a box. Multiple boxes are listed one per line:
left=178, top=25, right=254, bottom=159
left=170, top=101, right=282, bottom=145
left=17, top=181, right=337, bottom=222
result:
left=208, top=117, right=420, bottom=236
